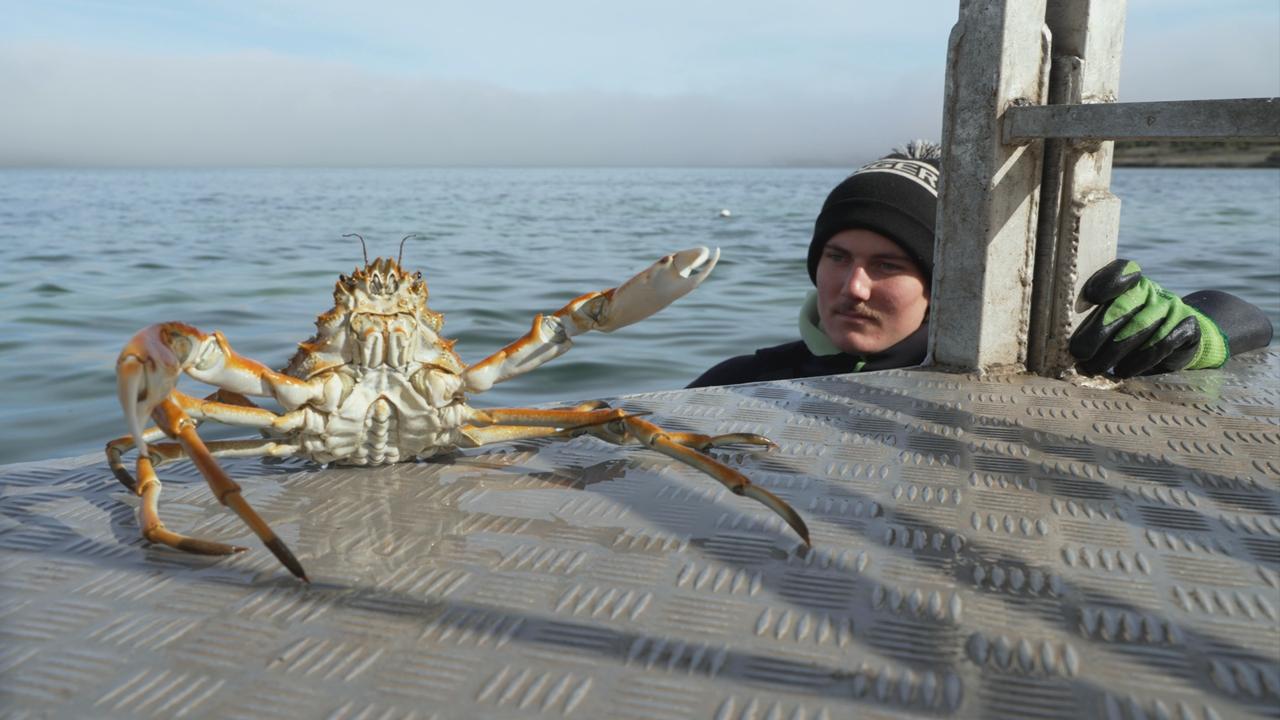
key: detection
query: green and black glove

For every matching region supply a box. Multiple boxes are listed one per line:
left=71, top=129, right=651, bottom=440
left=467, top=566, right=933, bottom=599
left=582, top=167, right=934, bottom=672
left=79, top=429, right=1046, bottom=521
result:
left=1069, top=259, right=1230, bottom=377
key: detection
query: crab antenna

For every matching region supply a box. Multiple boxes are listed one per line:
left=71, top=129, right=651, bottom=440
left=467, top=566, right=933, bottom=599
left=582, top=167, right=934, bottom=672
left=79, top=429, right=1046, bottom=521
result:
left=398, top=234, right=419, bottom=266
left=343, top=233, right=369, bottom=266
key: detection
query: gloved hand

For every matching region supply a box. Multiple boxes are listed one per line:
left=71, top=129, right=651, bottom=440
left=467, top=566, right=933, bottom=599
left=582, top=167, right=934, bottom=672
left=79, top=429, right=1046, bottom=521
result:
left=1069, top=259, right=1229, bottom=377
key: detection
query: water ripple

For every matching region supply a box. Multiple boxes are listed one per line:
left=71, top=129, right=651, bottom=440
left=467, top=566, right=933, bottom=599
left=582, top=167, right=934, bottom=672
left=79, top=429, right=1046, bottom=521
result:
left=16, top=254, right=76, bottom=262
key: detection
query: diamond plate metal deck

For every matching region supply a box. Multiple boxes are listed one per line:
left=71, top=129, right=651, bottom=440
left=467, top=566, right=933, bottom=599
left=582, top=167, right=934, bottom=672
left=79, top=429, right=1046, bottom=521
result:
left=3, top=352, right=1278, bottom=719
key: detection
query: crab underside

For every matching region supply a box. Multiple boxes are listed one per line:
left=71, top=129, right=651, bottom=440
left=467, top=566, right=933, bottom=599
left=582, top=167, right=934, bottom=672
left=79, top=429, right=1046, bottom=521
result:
left=107, top=246, right=810, bottom=581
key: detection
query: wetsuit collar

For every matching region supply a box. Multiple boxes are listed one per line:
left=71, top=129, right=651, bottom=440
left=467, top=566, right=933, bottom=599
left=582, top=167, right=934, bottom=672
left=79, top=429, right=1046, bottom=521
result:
left=799, top=290, right=842, bottom=356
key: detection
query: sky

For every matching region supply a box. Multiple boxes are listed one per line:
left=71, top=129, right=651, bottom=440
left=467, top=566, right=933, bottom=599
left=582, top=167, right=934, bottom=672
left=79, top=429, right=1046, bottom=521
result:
left=2, top=0, right=1278, bottom=167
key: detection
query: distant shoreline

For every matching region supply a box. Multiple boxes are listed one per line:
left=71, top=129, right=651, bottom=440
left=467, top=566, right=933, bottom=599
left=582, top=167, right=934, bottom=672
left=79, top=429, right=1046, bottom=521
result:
left=1112, top=140, right=1280, bottom=168
left=4, top=142, right=1280, bottom=169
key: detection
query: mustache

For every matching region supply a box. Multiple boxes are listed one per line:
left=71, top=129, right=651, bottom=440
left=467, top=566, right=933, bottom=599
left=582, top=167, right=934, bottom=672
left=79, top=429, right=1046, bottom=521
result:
left=829, top=302, right=881, bottom=322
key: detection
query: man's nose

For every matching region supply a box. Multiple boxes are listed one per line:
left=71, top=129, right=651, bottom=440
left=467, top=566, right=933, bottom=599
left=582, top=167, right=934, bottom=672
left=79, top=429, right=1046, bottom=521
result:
left=843, top=264, right=872, bottom=301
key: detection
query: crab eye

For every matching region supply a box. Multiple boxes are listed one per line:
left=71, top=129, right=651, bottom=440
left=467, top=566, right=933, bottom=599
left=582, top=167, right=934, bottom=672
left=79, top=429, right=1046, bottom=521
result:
left=370, top=275, right=383, bottom=294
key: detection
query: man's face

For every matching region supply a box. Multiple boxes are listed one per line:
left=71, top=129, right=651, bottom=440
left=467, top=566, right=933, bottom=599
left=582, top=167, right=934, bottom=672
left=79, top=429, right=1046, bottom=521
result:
left=816, top=229, right=930, bottom=355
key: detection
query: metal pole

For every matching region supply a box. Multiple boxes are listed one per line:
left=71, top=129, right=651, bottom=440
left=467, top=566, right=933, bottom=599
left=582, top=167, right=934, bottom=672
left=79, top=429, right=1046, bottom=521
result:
left=1026, top=55, right=1077, bottom=372
left=930, top=0, right=1051, bottom=372
left=1027, top=0, right=1127, bottom=376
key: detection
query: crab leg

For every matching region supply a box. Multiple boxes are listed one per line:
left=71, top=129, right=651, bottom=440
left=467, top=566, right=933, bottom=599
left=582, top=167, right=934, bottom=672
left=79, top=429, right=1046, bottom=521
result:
left=459, top=423, right=775, bottom=451
left=145, top=439, right=302, bottom=465
left=142, top=397, right=309, bottom=581
left=456, top=400, right=622, bottom=446
left=132, top=454, right=246, bottom=556
left=466, top=401, right=774, bottom=450
left=458, top=424, right=584, bottom=446
left=107, top=426, right=169, bottom=492
left=461, top=405, right=638, bottom=445
left=593, top=414, right=808, bottom=546
left=115, top=436, right=298, bottom=546
left=462, top=404, right=808, bottom=546
left=126, top=437, right=299, bottom=554
left=107, top=390, right=314, bottom=492
left=462, top=248, right=719, bottom=393
left=116, top=322, right=336, bottom=463
left=167, top=390, right=315, bottom=432
left=642, top=430, right=777, bottom=452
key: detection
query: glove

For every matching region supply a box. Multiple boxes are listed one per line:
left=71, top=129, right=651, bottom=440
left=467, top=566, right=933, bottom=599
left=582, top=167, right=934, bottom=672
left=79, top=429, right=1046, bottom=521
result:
left=1069, top=259, right=1230, bottom=378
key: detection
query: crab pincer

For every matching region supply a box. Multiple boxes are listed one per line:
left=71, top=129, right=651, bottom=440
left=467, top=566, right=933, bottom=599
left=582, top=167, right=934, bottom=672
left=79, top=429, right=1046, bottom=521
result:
left=588, top=247, right=720, bottom=332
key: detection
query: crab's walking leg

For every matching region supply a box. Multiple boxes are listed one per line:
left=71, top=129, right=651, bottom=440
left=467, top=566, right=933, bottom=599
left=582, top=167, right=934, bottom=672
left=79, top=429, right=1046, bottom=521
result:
left=457, top=424, right=578, bottom=446
left=131, top=453, right=246, bottom=555
left=645, top=430, right=777, bottom=452
left=612, top=415, right=808, bottom=546
left=145, top=439, right=302, bottom=465
left=145, top=397, right=309, bottom=581
left=107, top=426, right=168, bottom=492
left=462, top=248, right=718, bottom=393
left=108, top=390, right=314, bottom=492
left=463, top=405, right=809, bottom=546
left=456, top=401, right=623, bottom=445
left=168, top=390, right=316, bottom=432
left=126, top=437, right=300, bottom=550
left=465, top=406, right=635, bottom=437
left=460, top=401, right=775, bottom=451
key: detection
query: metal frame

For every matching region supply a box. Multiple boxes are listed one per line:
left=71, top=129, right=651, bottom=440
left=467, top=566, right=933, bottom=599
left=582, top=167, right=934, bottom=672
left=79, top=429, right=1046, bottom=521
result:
left=930, top=0, right=1280, bottom=375
left=1006, top=98, right=1280, bottom=143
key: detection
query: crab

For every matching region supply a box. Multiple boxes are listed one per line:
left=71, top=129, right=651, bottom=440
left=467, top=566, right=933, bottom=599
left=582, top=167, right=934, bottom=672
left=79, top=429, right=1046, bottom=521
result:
left=106, top=238, right=810, bottom=581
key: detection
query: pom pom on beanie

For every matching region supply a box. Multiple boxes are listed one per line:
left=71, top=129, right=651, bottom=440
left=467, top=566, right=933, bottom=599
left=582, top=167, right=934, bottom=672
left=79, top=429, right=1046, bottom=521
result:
left=808, top=140, right=941, bottom=284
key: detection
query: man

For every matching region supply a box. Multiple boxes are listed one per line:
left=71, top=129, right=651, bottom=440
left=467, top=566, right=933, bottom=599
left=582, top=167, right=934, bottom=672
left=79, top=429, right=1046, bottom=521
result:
left=689, top=142, right=1273, bottom=387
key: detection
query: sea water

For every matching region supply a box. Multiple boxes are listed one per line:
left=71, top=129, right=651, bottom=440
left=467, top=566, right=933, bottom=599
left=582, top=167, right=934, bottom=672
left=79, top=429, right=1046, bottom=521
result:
left=1, top=166, right=1276, bottom=464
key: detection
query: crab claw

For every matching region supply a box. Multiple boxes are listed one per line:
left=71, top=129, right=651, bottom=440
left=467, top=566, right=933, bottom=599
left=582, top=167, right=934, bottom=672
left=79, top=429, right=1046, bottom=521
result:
left=117, top=323, right=191, bottom=453
left=464, top=247, right=722, bottom=393
left=593, top=247, right=719, bottom=332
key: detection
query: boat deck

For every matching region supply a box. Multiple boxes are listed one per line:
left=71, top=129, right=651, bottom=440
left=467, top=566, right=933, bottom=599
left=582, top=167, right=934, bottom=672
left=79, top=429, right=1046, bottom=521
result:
left=2, top=351, right=1278, bottom=719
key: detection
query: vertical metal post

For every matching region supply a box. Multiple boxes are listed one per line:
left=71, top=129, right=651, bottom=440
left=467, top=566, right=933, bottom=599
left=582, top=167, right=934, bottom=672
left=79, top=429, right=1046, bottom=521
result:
left=930, top=0, right=1051, bottom=372
left=1027, top=0, right=1127, bottom=376
left=1026, top=56, right=1076, bottom=372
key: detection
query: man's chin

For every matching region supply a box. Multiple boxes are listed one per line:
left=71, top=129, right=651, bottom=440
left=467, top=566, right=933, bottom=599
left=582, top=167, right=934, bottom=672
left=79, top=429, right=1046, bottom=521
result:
left=829, top=332, right=889, bottom=355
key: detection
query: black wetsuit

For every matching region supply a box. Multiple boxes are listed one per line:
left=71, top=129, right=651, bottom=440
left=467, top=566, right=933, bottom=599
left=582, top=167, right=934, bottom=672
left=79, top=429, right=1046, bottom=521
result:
left=1184, top=290, right=1274, bottom=356
left=687, top=325, right=929, bottom=388
left=687, top=290, right=1272, bottom=388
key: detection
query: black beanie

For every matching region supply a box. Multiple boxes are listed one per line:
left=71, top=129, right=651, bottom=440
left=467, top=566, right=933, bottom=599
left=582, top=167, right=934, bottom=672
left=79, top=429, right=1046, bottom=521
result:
left=808, top=141, right=941, bottom=284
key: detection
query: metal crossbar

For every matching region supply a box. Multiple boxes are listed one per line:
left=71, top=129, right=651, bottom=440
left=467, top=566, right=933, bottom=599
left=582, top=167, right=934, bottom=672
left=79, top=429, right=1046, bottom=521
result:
left=1005, top=97, right=1280, bottom=144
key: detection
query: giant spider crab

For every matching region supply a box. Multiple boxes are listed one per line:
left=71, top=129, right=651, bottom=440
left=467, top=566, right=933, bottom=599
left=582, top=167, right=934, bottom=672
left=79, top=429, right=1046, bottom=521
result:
left=107, top=238, right=810, bottom=581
